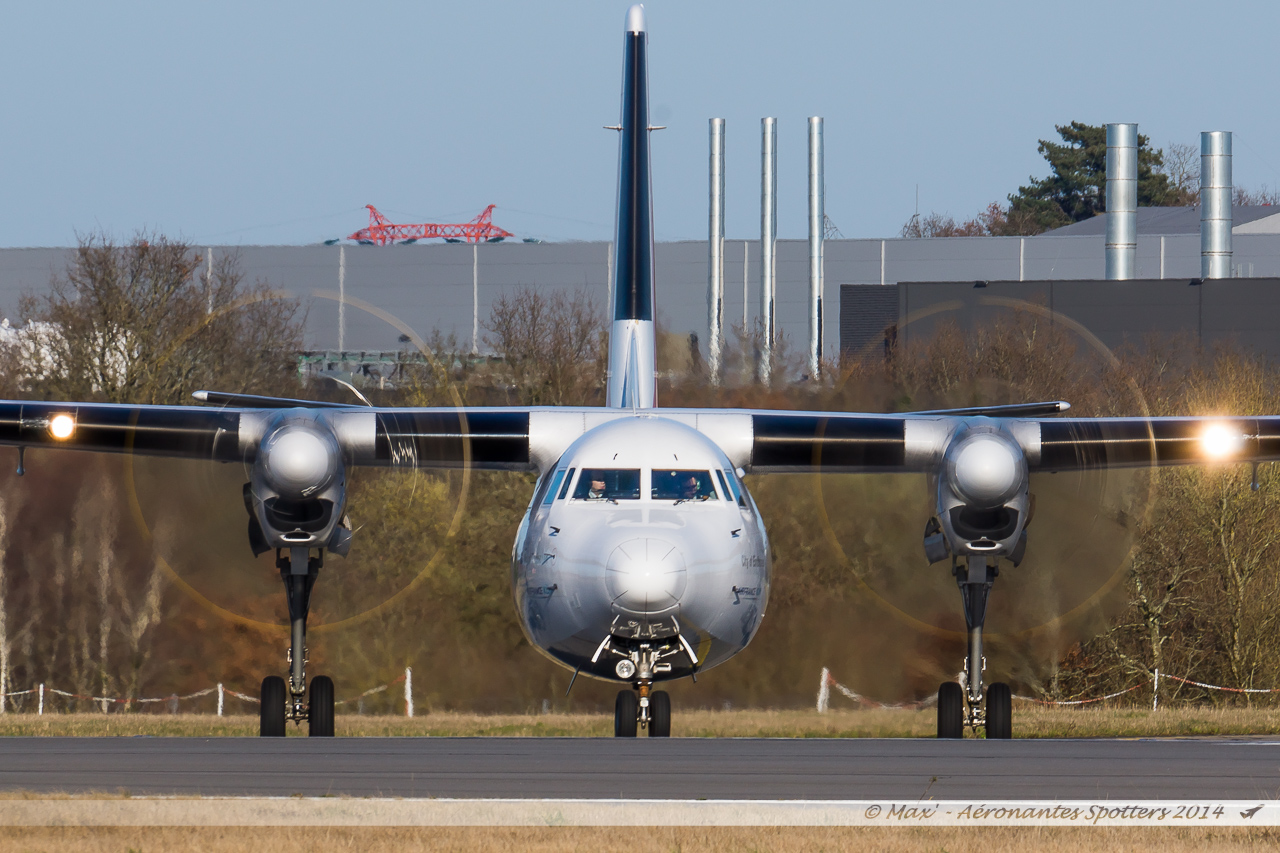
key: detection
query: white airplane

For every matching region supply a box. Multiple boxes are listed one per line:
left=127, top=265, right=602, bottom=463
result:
left=3, top=5, right=1277, bottom=739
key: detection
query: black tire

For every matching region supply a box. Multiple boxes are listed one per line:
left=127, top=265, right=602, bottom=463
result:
left=937, top=682, right=964, bottom=739
left=649, top=691, right=671, bottom=737
left=614, top=690, right=638, bottom=737
left=986, top=682, right=1012, bottom=740
left=308, top=675, right=335, bottom=737
left=260, top=676, right=286, bottom=737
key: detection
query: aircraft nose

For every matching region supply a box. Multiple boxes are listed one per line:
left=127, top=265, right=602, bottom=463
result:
left=606, top=537, right=686, bottom=614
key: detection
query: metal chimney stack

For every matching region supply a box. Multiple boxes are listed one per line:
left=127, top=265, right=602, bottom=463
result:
left=807, top=117, right=824, bottom=379
left=708, top=119, right=725, bottom=384
left=1105, top=123, right=1137, bottom=280
left=1201, top=131, right=1233, bottom=279
left=760, top=117, right=777, bottom=385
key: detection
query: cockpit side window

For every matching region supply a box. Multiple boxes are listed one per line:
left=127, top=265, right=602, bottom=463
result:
left=721, top=468, right=746, bottom=507
left=652, top=470, right=718, bottom=502
left=715, top=469, right=732, bottom=503
left=542, top=468, right=567, bottom=506
left=572, top=468, right=641, bottom=501
left=557, top=468, right=576, bottom=500
left=531, top=470, right=557, bottom=508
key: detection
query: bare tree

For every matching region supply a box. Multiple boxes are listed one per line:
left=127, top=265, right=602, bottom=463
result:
left=1159, top=142, right=1200, bottom=205
left=1234, top=185, right=1280, bottom=206
left=8, top=234, right=305, bottom=405
left=484, top=289, right=606, bottom=406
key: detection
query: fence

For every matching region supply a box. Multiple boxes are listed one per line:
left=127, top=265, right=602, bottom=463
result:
left=817, top=667, right=1280, bottom=713
left=0, top=668, right=414, bottom=717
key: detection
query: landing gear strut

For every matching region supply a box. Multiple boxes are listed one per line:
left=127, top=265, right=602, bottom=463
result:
left=937, top=555, right=1012, bottom=740
left=259, top=547, right=335, bottom=737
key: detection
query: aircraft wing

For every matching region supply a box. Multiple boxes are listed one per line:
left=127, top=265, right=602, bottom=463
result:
left=3, top=398, right=1278, bottom=477
left=0, top=400, right=536, bottom=471
left=744, top=410, right=1280, bottom=474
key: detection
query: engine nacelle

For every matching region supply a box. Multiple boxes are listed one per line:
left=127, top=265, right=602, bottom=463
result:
left=245, top=412, right=351, bottom=556
left=926, top=426, right=1030, bottom=564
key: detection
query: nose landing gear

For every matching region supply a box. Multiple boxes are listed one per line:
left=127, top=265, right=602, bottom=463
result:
left=936, top=555, right=1013, bottom=740
left=259, top=547, right=336, bottom=737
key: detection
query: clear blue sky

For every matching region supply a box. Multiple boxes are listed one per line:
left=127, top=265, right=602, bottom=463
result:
left=2, top=1, right=1277, bottom=247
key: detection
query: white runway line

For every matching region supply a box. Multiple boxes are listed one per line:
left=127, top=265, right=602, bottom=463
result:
left=0, top=799, right=1277, bottom=827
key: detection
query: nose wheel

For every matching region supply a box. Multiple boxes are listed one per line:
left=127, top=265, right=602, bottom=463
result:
left=613, top=686, right=671, bottom=737
left=258, top=547, right=336, bottom=737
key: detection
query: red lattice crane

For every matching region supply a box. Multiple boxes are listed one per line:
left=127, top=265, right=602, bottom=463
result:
left=348, top=204, right=514, bottom=245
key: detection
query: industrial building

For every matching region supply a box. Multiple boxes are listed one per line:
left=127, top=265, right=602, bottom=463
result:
left=2, top=127, right=1278, bottom=373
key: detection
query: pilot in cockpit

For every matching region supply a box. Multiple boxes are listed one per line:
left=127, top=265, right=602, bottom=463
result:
left=587, top=477, right=607, bottom=500
left=679, top=475, right=699, bottom=501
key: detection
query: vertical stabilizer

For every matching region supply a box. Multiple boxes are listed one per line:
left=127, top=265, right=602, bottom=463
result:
left=607, top=4, right=656, bottom=409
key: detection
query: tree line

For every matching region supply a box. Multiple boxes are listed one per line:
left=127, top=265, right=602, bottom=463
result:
left=0, top=236, right=1276, bottom=713
left=901, top=121, right=1280, bottom=238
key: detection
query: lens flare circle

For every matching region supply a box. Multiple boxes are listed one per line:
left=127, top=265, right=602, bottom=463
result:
left=123, top=287, right=473, bottom=635
left=814, top=294, right=1157, bottom=642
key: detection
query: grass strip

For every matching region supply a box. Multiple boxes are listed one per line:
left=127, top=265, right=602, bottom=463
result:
left=0, top=706, right=1276, bottom=738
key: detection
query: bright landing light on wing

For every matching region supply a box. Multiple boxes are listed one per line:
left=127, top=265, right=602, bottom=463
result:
left=48, top=414, right=75, bottom=440
left=1201, top=423, right=1243, bottom=458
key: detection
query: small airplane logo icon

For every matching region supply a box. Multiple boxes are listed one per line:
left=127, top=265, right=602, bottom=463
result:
left=1240, top=806, right=1263, bottom=819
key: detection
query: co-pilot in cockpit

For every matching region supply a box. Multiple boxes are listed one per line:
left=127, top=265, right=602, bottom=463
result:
left=651, top=470, right=717, bottom=503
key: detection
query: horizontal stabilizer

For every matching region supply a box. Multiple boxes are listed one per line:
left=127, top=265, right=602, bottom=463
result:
left=906, top=401, right=1072, bottom=418
left=191, top=390, right=354, bottom=410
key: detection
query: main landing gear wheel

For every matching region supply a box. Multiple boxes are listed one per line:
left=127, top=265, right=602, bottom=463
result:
left=260, top=676, right=286, bottom=737
left=937, top=681, right=964, bottom=739
left=649, top=690, right=671, bottom=738
left=308, top=675, right=335, bottom=737
left=986, top=682, right=1012, bottom=740
left=614, top=690, right=638, bottom=737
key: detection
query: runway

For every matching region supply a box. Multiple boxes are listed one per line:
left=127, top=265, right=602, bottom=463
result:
left=0, top=737, right=1276, bottom=800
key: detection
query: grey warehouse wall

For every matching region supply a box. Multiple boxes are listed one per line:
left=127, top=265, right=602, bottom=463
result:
left=3, top=233, right=1280, bottom=358
left=841, top=278, right=1280, bottom=363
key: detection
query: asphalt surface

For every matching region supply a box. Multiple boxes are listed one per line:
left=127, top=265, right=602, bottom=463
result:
left=0, top=737, right=1277, bottom=800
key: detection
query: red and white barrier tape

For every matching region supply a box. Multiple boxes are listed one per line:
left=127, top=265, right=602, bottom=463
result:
left=0, top=669, right=414, bottom=716
left=1162, top=673, right=1280, bottom=694
left=817, top=668, right=937, bottom=712
left=819, top=667, right=1280, bottom=712
left=1013, top=684, right=1143, bottom=705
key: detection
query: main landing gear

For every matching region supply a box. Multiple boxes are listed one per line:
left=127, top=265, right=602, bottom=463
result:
left=260, top=547, right=335, bottom=737
left=614, top=683, right=671, bottom=737
left=937, top=555, right=1012, bottom=740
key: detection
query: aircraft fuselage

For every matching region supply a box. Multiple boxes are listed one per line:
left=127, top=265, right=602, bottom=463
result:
left=511, top=415, right=770, bottom=683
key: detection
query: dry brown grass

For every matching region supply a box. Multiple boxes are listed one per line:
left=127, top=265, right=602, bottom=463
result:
left=0, top=826, right=1278, bottom=852
left=0, top=705, right=1279, bottom=738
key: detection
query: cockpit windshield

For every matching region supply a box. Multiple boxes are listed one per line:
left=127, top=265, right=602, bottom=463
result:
left=652, top=470, right=718, bottom=502
left=572, top=468, right=641, bottom=501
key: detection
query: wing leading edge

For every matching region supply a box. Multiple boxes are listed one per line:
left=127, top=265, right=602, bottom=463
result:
left=2, top=399, right=1278, bottom=477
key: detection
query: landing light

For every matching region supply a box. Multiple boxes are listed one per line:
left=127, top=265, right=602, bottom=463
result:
left=48, top=414, right=75, bottom=440
left=615, top=659, right=637, bottom=679
left=1201, top=424, right=1244, bottom=458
